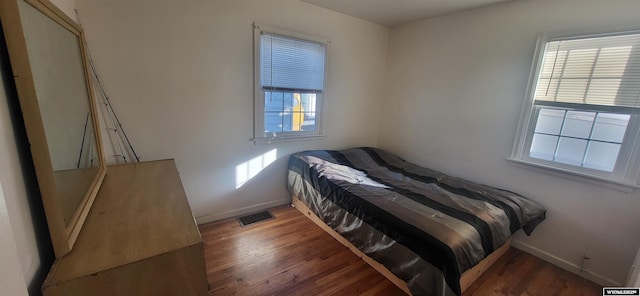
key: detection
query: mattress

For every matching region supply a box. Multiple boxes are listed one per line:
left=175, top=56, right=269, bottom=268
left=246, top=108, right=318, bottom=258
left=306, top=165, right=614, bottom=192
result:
left=287, top=147, right=546, bottom=296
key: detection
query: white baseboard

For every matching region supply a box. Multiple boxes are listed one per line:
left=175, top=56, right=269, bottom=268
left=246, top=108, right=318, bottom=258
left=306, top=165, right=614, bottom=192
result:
left=195, top=197, right=290, bottom=225
left=511, top=239, right=622, bottom=287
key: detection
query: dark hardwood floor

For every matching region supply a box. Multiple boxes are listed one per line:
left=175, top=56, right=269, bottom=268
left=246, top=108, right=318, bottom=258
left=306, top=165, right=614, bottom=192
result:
left=199, top=205, right=602, bottom=295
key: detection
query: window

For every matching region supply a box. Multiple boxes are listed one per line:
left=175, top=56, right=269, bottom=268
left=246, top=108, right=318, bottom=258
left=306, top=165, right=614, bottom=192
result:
left=253, top=24, right=328, bottom=142
left=511, top=31, right=640, bottom=188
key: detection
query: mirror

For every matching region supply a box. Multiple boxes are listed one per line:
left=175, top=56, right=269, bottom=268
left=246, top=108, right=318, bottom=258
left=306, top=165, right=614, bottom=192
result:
left=0, top=0, right=106, bottom=257
left=18, top=0, right=99, bottom=226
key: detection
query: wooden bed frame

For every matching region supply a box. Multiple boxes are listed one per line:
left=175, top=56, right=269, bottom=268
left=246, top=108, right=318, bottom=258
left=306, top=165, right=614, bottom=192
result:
left=292, top=195, right=510, bottom=295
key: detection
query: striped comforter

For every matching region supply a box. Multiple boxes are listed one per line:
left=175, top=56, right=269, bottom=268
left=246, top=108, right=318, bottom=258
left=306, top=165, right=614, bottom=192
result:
left=287, top=147, right=546, bottom=296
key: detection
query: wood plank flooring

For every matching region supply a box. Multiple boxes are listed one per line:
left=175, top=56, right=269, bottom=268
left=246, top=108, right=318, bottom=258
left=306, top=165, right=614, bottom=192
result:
left=199, top=205, right=602, bottom=295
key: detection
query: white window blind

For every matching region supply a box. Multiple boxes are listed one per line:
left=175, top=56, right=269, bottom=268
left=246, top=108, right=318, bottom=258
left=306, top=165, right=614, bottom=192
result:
left=260, top=33, right=326, bottom=93
left=534, top=33, right=640, bottom=111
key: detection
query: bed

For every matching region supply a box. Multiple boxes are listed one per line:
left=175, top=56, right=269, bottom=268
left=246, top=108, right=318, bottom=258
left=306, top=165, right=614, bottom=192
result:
left=287, top=147, right=546, bottom=296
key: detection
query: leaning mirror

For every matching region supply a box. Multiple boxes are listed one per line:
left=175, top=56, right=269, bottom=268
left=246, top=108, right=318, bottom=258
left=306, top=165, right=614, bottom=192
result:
left=0, top=0, right=106, bottom=257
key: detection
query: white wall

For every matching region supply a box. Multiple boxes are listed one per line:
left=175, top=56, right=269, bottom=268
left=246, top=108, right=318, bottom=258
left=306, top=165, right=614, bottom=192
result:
left=380, top=0, right=640, bottom=286
left=75, top=0, right=389, bottom=223
left=630, top=247, right=640, bottom=286
left=0, top=38, right=39, bottom=293
left=49, top=0, right=76, bottom=22
left=0, top=181, right=28, bottom=296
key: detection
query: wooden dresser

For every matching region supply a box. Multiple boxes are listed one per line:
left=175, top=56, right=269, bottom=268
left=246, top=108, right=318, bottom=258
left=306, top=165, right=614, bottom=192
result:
left=42, top=160, right=209, bottom=296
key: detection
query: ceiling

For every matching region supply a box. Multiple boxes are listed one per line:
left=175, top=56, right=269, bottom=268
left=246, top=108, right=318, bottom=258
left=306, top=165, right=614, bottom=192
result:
left=300, top=0, right=511, bottom=27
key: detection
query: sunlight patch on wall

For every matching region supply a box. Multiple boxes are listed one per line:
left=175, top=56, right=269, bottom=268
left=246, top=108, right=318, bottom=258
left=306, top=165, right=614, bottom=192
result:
left=235, top=149, right=277, bottom=189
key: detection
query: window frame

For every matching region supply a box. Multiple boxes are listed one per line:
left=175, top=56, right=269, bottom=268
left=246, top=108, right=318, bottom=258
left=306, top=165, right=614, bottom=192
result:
left=252, top=23, right=329, bottom=143
left=510, top=32, right=640, bottom=190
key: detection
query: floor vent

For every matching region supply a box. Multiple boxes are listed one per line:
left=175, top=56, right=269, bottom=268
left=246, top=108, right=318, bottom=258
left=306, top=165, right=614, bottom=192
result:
left=237, top=211, right=274, bottom=227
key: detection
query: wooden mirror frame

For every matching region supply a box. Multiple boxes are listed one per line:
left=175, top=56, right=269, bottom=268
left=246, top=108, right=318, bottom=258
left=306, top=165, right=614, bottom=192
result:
left=0, top=0, right=106, bottom=257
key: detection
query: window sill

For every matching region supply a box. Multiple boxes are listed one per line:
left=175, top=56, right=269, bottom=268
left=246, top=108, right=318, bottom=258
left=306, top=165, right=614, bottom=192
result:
left=251, top=134, right=326, bottom=144
left=506, top=157, right=639, bottom=193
